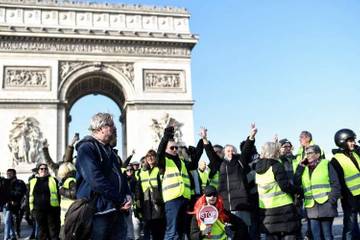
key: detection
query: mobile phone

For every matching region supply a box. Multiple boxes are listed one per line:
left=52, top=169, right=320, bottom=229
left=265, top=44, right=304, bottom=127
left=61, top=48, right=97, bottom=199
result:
left=75, top=133, right=80, bottom=139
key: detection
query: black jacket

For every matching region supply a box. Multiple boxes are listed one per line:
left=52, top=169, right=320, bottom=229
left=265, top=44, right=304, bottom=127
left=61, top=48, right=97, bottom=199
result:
left=255, top=158, right=300, bottom=234
left=205, top=138, right=254, bottom=211
left=331, top=149, right=360, bottom=211
left=33, top=175, right=60, bottom=211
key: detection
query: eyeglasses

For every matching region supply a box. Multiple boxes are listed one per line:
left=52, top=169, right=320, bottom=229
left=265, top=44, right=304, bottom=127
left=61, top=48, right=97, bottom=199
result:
left=305, top=151, right=315, bottom=155
left=170, top=146, right=178, bottom=150
left=39, top=168, right=48, bottom=170
left=205, top=193, right=217, bottom=198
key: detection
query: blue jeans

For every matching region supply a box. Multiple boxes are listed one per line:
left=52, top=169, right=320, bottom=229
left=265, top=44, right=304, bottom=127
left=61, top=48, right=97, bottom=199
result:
left=3, top=207, right=16, bottom=240
left=91, top=211, right=127, bottom=240
left=164, top=197, right=188, bottom=240
left=310, top=218, right=334, bottom=240
left=342, top=201, right=360, bottom=240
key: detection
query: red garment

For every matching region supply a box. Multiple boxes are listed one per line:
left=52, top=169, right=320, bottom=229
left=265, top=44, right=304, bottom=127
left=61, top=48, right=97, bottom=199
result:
left=192, top=195, right=229, bottom=226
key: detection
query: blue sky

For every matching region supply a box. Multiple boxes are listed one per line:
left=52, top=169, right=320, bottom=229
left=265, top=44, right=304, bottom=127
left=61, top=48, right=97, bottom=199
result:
left=69, top=0, right=360, bottom=157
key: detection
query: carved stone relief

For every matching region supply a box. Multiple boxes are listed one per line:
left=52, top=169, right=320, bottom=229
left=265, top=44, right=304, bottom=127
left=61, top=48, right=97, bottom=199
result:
left=3, top=66, right=50, bottom=89
left=0, top=37, right=191, bottom=58
left=59, top=61, right=134, bottom=85
left=144, top=69, right=185, bottom=92
left=8, top=116, right=44, bottom=167
left=150, top=113, right=184, bottom=149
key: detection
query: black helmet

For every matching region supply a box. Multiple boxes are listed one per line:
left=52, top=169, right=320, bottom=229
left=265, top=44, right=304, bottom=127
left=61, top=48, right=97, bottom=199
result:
left=334, top=129, right=356, bottom=149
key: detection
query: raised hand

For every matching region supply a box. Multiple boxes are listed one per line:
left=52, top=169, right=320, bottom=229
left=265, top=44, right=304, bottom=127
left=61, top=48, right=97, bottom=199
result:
left=199, top=127, right=208, bottom=139
left=249, top=123, right=258, bottom=140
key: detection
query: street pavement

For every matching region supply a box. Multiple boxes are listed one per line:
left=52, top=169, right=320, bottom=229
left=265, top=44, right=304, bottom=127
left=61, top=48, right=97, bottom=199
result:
left=0, top=210, right=350, bottom=240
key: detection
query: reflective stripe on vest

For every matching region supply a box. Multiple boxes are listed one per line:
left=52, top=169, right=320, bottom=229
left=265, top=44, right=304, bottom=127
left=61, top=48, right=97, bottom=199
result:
left=60, top=177, right=76, bottom=225
left=29, top=176, right=59, bottom=211
left=139, top=167, right=160, bottom=192
left=203, top=220, right=227, bottom=240
left=162, top=157, right=191, bottom=202
left=334, top=152, right=360, bottom=196
left=302, top=159, right=330, bottom=208
left=255, top=163, right=293, bottom=209
left=198, top=169, right=210, bottom=190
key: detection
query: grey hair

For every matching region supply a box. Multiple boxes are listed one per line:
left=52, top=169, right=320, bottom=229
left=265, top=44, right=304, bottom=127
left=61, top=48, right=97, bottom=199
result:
left=224, top=144, right=238, bottom=153
left=260, top=142, right=280, bottom=159
left=88, top=113, right=114, bottom=132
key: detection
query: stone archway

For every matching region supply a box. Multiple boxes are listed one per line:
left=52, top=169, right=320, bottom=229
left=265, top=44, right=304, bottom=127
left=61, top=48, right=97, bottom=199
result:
left=0, top=0, right=198, bottom=175
left=60, top=62, right=130, bottom=156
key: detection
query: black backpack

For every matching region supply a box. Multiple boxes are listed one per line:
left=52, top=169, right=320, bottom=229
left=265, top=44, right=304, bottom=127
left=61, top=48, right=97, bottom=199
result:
left=62, top=196, right=97, bottom=240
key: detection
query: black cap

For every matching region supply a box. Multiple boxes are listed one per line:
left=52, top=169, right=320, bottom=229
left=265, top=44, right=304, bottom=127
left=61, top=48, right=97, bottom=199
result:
left=279, top=138, right=292, bottom=147
left=204, top=185, right=218, bottom=197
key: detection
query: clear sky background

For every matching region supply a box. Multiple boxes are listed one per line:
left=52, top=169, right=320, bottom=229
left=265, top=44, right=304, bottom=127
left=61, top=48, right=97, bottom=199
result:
left=69, top=0, right=360, bottom=158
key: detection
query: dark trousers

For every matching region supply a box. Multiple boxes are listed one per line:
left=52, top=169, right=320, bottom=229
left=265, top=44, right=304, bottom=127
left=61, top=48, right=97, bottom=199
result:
left=341, top=200, right=360, bottom=240
left=33, top=208, right=60, bottom=240
left=309, top=218, right=334, bottom=240
left=164, top=197, right=188, bottom=240
left=143, top=219, right=165, bottom=240
left=91, top=211, right=127, bottom=240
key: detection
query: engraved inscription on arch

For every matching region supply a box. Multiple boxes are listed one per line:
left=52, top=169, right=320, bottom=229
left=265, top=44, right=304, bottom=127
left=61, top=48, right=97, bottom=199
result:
left=3, top=66, right=51, bottom=90
left=143, top=69, right=185, bottom=92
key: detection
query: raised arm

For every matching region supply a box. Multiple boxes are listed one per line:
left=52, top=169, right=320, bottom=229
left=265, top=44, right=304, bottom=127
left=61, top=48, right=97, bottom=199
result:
left=42, top=139, right=60, bottom=172
left=156, top=126, right=174, bottom=170
left=64, top=134, right=79, bottom=163
left=201, top=127, right=223, bottom=172
left=240, top=123, right=257, bottom=163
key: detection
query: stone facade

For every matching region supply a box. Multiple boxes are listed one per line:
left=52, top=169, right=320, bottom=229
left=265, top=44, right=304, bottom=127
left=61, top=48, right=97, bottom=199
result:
left=0, top=0, right=197, bottom=177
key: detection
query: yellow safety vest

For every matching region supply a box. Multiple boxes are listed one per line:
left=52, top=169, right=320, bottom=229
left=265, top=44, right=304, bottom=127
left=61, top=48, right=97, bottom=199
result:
left=209, top=171, right=220, bottom=189
left=334, top=152, right=360, bottom=196
left=203, top=220, right=227, bottom=240
left=198, top=169, right=210, bottom=191
left=302, top=159, right=331, bottom=208
left=60, top=177, right=76, bottom=225
left=139, top=167, right=160, bottom=192
left=29, top=176, right=59, bottom=211
left=256, top=163, right=293, bottom=209
left=162, top=157, right=191, bottom=202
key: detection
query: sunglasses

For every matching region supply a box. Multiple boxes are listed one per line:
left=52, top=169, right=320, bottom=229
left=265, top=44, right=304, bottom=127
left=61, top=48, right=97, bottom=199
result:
left=39, top=168, right=48, bottom=170
left=170, top=146, right=178, bottom=150
left=205, top=193, right=217, bottom=197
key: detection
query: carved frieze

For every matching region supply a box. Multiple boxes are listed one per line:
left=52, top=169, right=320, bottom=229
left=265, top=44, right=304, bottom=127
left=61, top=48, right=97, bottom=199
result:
left=59, top=61, right=134, bottom=85
left=143, top=69, right=185, bottom=92
left=3, top=66, right=50, bottom=90
left=8, top=116, right=44, bottom=167
left=0, top=37, right=191, bottom=58
left=150, top=113, right=184, bottom=149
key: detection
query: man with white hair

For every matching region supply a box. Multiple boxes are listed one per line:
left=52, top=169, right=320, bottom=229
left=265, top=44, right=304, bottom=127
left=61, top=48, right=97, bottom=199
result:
left=201, top=124, right=258, bottom=238
left=75, top=112, right=131, bottom=240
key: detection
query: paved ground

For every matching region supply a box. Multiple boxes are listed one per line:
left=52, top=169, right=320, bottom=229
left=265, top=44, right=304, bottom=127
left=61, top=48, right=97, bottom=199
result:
left=0, top=211, right=351, bottom=240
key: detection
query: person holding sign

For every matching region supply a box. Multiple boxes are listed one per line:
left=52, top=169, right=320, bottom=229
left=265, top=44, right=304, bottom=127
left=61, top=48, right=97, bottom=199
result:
left=190, top=185, right=246, bottom=240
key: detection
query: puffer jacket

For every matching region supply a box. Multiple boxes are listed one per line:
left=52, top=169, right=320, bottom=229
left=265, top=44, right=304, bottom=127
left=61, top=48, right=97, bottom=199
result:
left=75, top=136, right=130, bottom=213
left=206, top=138, right=254, bottom=211
left=255, top=158, right=300, bottom=234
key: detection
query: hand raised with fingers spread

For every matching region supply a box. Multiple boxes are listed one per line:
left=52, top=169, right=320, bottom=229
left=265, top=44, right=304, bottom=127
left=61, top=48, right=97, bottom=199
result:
left=249, top=123, right=258, bottom=140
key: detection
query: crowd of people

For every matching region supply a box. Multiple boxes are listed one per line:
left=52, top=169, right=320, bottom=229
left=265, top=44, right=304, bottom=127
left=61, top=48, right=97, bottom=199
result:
left=0, top=112, right=360, bottom=240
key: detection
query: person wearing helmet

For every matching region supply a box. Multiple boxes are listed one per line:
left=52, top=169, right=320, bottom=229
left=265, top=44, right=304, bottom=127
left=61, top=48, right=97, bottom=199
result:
left=331, top=128, right=360, bottom=240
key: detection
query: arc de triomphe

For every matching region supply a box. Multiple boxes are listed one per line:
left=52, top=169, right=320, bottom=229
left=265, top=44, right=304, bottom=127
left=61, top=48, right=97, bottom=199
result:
left=0, top=0, right=198, bottom=175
